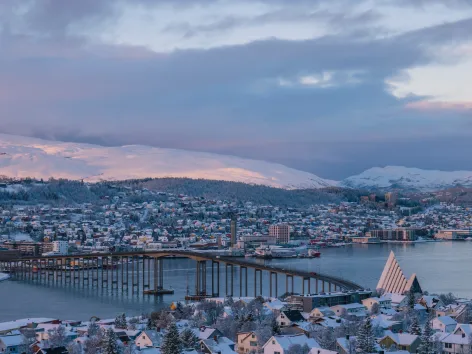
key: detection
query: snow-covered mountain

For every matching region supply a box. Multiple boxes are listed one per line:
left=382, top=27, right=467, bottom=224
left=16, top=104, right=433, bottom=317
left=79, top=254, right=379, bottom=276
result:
left=0, top=134, right=337, bottom=189
left=342, top=166, right=472, bottom=191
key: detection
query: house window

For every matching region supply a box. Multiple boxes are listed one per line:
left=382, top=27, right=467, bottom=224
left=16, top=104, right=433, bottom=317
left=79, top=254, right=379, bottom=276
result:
left=274, top=352, right=281, bottom=354
left=250, top=341, right=257, bottom=347
left=272, top=341, right=275, bottom=345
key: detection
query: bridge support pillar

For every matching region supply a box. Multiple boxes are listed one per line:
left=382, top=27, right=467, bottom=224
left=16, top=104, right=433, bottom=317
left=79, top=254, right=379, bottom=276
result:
left=254, top=269, right=262, bottom=297
left=286, top=275, right=294, bottom=295
left=225, top=263, right=234, bottom=297
left=211, top=261, right=220, bottom=297
left=195, top=260, right=207, bottom=297
left=302, top=277, right=311, bottom=295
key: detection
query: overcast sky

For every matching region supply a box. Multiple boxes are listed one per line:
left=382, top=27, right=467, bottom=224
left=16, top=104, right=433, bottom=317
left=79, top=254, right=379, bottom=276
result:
left=1, top=0, right=471, bottom=179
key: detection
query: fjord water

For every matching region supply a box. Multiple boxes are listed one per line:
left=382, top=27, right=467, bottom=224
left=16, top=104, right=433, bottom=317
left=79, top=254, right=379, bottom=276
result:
left=1, top=242, right=471, bottom=321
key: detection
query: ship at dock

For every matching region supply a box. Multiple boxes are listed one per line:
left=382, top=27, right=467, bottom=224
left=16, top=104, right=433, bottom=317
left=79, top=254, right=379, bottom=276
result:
left=254, top=245, right=320, bottom=259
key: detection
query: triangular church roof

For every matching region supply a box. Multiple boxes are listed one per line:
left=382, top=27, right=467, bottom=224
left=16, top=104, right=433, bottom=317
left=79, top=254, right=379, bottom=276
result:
left=377, top=251, right=422, bottom=294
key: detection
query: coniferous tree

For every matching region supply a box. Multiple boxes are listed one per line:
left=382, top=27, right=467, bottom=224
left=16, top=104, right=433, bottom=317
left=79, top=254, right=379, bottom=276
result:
left=356, top=317, right=375, bottom=353
left=418, top=312, right=434, bottom=354
left=408, top=291, right=416, bottom=310
left=180, top=328, right=199, bottom=350
left=101, top=328, right=120, bottom=354
left=88, top=321, right=100, bottom=337
left=161, top=322, right=182, bottom=354
left=409, top=314, right=422, bottom=336
left=115, top=314, right=127, bottom=329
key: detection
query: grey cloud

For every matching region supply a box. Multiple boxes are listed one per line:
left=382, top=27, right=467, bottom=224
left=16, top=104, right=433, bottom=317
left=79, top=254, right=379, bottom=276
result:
left=0, top=1, right=471, bottom=178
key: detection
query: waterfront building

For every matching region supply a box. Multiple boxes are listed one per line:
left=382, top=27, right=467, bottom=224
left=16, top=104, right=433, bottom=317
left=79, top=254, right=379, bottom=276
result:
left=269, top=224, right=290, bottom=244
left=52, top=241, right=68, bottom=255
left=286, top=290, right=372, bottom=312
left=435, top=229, right=472, bottom=240
left=370, top=228, right=418, bottom=241
left=376, top=251, right=422, bottom=294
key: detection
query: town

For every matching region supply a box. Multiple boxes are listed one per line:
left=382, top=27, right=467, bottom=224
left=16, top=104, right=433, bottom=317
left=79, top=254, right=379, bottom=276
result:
left=0, top=181, right=471, bottom=259
left=1, top=180, right=472, bottom=353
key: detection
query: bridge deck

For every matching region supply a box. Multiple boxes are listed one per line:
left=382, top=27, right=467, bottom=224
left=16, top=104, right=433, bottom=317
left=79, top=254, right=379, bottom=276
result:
left=4, top=250, right=364, bottom=290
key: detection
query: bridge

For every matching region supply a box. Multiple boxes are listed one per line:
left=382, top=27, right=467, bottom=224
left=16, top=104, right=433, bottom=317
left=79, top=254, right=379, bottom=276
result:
left=0, top=250, right=364, bottom=298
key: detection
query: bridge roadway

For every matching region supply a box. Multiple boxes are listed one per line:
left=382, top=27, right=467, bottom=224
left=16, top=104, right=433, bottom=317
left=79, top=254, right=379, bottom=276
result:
left=4, top=250, right=364, bottom=293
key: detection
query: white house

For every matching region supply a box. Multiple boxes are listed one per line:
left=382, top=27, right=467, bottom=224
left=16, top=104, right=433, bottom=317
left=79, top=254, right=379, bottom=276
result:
left=453, top=324, right=472, bottom=337
left=134, top=330, right=162, bottom=349
left=436, top=333, right=472, bottom=354
left=263, top=334, right=319, bottom=354
left=432, top=316, right=457, bottom=333
left=330, top=304, right=367, bottom=318
left=361, top=297, right=392, bottom=312
left=383, top=293, right=408, bottom=309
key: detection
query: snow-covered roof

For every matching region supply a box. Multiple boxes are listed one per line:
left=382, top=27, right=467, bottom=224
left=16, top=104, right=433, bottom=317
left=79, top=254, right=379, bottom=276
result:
left=0, top=334, right=24, bottom=347
left=434, top=316, right=457, bottom=326
left=382, top=331, right=419, bottom=346
left=201, top=336, right=235, bottom=354
left=437, top=333, right=470, bottom=345
left=269, top=334, right=319, bottom=350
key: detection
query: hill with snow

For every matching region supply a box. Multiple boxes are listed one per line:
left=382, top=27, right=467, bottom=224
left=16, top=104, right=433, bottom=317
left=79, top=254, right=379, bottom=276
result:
left=341, top=166, right=472, bottom=191
left=0, top=134, right=336, bottom=189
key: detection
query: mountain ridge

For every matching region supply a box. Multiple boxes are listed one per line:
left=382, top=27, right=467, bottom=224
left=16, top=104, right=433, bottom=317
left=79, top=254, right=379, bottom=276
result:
left=342, top=165, right=472, bottom=191
left=0, top=133, right=336, bottom=189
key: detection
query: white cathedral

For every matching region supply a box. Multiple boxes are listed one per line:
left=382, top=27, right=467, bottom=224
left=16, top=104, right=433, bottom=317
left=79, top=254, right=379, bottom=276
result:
left=377, top=251, right=422, bottom=294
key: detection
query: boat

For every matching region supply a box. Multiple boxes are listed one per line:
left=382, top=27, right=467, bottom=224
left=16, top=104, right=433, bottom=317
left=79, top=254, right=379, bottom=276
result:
left=254, top=247, right=272, bottom=259
left=308, top=249, right=321, bottom=258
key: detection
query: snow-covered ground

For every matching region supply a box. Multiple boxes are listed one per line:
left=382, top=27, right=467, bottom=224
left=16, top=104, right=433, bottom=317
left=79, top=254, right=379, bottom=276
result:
left=0, top=134, right=336, bottom=189
left=342, top=166, right=472, bottom=191
left=0, top=273, right=10, bottom=282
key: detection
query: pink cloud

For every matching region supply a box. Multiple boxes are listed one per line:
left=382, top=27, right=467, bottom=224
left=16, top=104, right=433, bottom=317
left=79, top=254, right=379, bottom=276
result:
left=406, top=100, right=472, bottom=111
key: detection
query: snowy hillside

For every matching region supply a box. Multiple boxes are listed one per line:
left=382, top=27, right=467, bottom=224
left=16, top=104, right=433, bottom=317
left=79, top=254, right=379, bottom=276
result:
left=342, top=166, right=472, bottom=191
left=0, top=134, right=336, bottom=189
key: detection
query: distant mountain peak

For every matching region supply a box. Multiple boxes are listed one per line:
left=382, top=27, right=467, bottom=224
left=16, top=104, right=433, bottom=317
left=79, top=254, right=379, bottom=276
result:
left=341, top=165, right=472, bottom=191
left=0, top=133, right=336, bottom=189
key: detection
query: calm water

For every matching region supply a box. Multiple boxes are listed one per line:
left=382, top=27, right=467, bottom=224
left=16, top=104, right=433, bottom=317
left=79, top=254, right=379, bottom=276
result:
left=1, top=242, right=471, bottom=321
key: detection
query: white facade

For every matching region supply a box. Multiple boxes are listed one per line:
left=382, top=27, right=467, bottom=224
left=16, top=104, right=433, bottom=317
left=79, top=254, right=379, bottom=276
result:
left=52, top=241, right=68, bottom=255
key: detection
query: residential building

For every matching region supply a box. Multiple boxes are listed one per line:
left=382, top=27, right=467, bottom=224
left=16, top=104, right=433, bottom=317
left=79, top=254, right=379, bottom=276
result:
left=432, top=316, right=457, bottom=333
left=269, top=224, right=290, bottom=245
left=263, top=334, right=319, bottom=354
left=0, top=335, right=25, bottom=354
left=236, top=332, right=260, bottom=354
left=436, top=333, right=472, bottom=354
left=276, top=310, right=305, bottom=328
left=370, top=228, right=418, bottom=242
left=378, top=331, right=421, bottom=353
left=330, top=304, right=367, bottom=318
left=52, top=241, right=68, bottom=255
left=200, top=336, right=236, bottom=354
left=134, top=330, right=161, bottom=349
left=361, top=297, right=392, bottom=312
